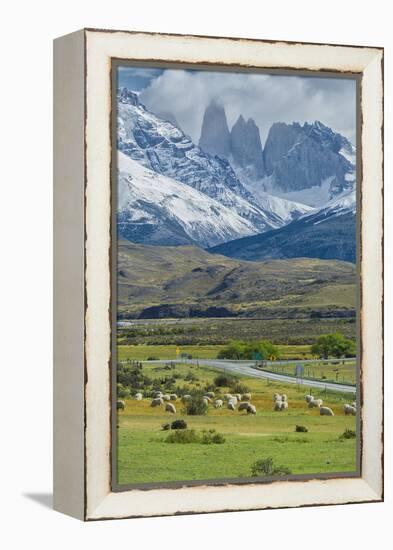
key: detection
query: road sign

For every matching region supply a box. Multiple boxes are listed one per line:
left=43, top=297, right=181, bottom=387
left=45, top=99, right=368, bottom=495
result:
left=295, top=363, right=304, bottom=377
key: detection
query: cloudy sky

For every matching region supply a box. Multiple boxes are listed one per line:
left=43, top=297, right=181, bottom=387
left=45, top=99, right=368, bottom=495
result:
left=118, top=65, right=357, bottom=144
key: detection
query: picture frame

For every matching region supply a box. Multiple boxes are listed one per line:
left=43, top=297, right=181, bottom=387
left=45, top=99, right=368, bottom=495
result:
left=53, top=28, right=383, bottom=521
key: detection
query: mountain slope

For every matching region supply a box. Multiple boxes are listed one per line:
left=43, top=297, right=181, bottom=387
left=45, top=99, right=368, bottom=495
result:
left=117, top=240, right=356, bottom=319
left=117, top=152, right=257, bottom=248
left=209, top=190, right=356, bottom=263
left=118, top=89, right=280, bottom=233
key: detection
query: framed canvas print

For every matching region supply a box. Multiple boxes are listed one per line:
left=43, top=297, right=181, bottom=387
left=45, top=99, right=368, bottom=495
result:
left=53, top=29, right=384, bottom=521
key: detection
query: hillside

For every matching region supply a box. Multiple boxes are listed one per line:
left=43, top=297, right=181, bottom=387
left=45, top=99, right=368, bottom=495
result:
left=117, top=241, right=356, bottom=319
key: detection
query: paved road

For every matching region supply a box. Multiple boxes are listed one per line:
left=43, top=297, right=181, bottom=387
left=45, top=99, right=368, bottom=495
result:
left=145, top=358, right=356, bottom=394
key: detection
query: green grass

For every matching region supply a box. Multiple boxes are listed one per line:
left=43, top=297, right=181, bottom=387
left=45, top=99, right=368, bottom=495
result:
left=260, top=360, right=357, bottom=385
left=116, top=364, right=357, bottom=485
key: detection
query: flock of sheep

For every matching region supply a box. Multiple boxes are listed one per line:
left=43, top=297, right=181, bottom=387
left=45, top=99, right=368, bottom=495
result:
left=303, top=394, right=357, bottom=416
left=117, top=391, right=357, bottom=417
left=117, top=390, right=257, bottom=414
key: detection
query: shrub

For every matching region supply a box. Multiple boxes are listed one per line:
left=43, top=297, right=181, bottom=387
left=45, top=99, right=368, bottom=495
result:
left=117, top=384, right=130, bottom=398
left=161, top=423, right=171, bottom=431
left=295, top=425, right=308, bottom=433
left=171, top=419, right=187, bottom=430
left=147, top=356, right=159, bottom=361
left=231, top=382, right=250, bottom=394
left=213, top=374, right=235, bottom=387
left=165, top=429, right=200, bottom=444
left=183, top=396, right=208, bottom=416
left=200, top=429, right=225, bottom=445
left=251, top=457, right=292, bottom=477
left=340, top=429, right=356, bottom=440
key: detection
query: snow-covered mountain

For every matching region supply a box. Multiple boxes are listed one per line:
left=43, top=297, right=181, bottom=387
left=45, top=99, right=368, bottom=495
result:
left=117, top=152, right=257, bottom=248
left=117, top=89, right=308, bottom=236
left=262, top=121, right=356, bottom=206
left=209, top=188, right=356, bottom=263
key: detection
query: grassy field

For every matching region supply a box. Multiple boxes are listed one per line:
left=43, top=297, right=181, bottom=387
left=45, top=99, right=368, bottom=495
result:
left=118, top=343, right=315, bottom=361
left=117, top=362, right=357, bottom=485
left=260, top=360, right=357, bottom=385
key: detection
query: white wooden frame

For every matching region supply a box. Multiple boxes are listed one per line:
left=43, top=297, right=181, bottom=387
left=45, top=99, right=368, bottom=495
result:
left=53, top=28, right=384, bottom=521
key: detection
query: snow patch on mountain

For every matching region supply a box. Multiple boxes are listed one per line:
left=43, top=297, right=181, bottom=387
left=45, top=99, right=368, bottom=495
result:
left=118, top=151, right=257, bottom=248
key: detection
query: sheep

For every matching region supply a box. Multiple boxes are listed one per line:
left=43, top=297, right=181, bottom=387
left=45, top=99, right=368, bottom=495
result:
left=170, top=393, right=178, bottom=401
left=151, top=397, right=164, bottom=407
left=181, top=394, right=192, bottom=402
left=281, top=401, right=289, bottom=410
left=214, top=399, right=223, bottom=409
left=162, top=394, right=171, bottom=401
left=228, top=396, right=238, bottom=405
left=227, top=402, right=236, bottom=411
left=202, top=397, right=210, bottom=406
left=235, top=393, right=242, bottom=402
left=246, top=404, right=257, bottom=415
left=223, top=393, right=233, bottom=401
left=135, top=393, right=143, bottom=401
left=343, top=404, right=357, bottom=416
left=352, top=401, right=357, bottom=408
left=153, top=391, right=163, bottom=398
left=165, top=403, right=176, bottom=414
left=319, top=406, right=334, bottom=416
left=242, top=393, right=251, bottom=401
left=273, top=393, right=281, bottom=402
left=205, top=391, right=215, bottom=398
left=203, top=395, right=212, bottom=403
left=308, top=398, right=323, bottom=409
left=117, top=400, right=125, bottom=411
left=274, top=400, right=283, bottom=411
left=281, top=394, right=288, bottom=402
left=305, top=394, right=313, bottom=403
left=238, top=402, right=250, bottom=412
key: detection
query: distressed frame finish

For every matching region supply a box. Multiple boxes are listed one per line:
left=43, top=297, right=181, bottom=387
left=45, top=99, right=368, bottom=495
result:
left=53, top=28, right=383, bottom=521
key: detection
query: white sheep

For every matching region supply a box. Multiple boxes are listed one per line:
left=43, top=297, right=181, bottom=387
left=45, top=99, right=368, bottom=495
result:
left=205, top=391, right=215, bottom=398
left=352, top=401, right=357, bottom=408
left=202, top=397, right=209, bottom=406
left=242, top=393, right=251, bottom=401
left=170, top=393, right=178, bottom=401
left=165, top=403, right=176, bottom=414
left=274, top=400, right=283, bottom=411
left=235, top=393, right=242, bottom=402
left=273, top=393, right=281, bottom=402
left=135, top=393, right=143, bottom=401
left=281, top=401, right=289, bottom=410
left=227, top=402, right=236, bottom=411
left=181, top=394, right=192, bottom=402
left=117, top=400, right=125, bottom=411
left=162, top=394, right=171, bottom=401
left=203, top=395, right=212, bottom=403
left=247, top=404, right=257, bottom=415
left=319, top=406, right=334, bottom=416
left=214, top=399, right=223, bottom=408
left=151, top=397, right=164, bottom=407
left=228, top=396, right=238, bottom=405
left=153, top=391, right=163, bottom=398
left=223, top=393, right=233, bottom=401
left=308, top=398, right=323, bottom=409
left=238, top=402, right=250, bottom=412
left=343, top=404, right=357, bottom=416
left=305, top=394, right=313, bottom=403
left=281, top=394, right=288, bottom=402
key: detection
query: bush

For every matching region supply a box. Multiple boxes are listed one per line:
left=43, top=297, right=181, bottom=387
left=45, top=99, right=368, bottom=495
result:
left=251, top=457, right=292, bottom=477
left=340, top=429, right=356, bottom=440
left=214, top=374, right=235, bottom=387
left=165, top=428, right=225, bottom=444
left=147, top=356, right=159, bottom=361
left=161, top=423, right=171, bottom=431
left=231, top=382, right=250, bottom=394
left=295, top=425, right=308, bottom=433
left=171, top=419, right=187, bottom=430
left=183, top=396, right=208, bottom=416
left=165, top=429, right=200, bottom=444
left=117, top=383, right=130, bottom=398
left=217, top=339, right=279, bottom=360
left=200, top=429, right=225, bottom=445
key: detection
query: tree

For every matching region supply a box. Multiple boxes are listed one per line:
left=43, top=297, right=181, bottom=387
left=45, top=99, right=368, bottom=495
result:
left=217, top=340, right=279, bottom=360
left=311, top=333, right=356, bottom=359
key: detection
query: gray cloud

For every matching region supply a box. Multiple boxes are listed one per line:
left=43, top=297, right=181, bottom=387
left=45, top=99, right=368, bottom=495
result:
left=139, top=69, right=356, bottom=145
